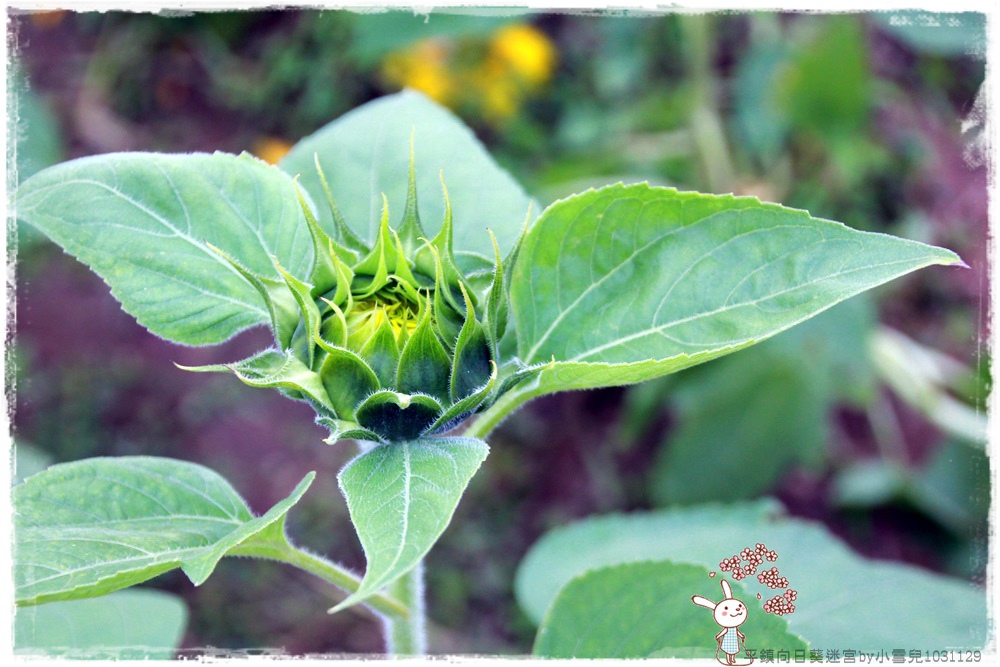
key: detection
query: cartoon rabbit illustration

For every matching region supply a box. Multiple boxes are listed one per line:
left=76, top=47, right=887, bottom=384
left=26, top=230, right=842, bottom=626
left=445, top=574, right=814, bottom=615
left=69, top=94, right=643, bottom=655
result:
left=692, top=578, right=754, bottom=666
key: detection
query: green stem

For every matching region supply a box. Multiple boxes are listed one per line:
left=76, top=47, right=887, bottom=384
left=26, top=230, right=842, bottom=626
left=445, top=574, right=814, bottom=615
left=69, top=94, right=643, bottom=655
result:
left=233, top=542, right=409, bottom=619
left=384, top=561, right=426, bottom=655
left=682, top=14, right=736, bottom=193
left=465, top=383, right=544, bottom=440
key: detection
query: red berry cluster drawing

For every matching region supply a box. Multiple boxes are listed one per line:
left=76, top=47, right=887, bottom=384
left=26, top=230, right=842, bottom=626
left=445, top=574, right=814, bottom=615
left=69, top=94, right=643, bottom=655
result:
left=757, top=566, right=788, bottom=589
left=715, top=542, right=796, bottom=616
left=763, top=589, right=797, bottom=616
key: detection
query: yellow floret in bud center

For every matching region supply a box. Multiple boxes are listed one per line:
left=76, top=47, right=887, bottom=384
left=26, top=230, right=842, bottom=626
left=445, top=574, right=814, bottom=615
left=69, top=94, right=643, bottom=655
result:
left=345, top=297, right=421, bottom=352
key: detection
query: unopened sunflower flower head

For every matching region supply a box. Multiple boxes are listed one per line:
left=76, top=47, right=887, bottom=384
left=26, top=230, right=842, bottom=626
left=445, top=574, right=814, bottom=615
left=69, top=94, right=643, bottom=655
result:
left=181, top=148, right=534, bottom=445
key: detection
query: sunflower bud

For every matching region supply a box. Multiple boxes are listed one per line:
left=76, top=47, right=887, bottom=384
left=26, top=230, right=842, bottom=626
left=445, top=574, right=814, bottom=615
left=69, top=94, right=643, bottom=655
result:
left=182, top=149, right=519, bottom=444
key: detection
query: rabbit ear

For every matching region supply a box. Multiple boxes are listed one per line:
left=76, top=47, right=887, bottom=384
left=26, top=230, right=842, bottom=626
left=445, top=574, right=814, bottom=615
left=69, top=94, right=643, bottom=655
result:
left=691, top=595, right=717, bottom=610
left=720, top=579, right=733, bottom=599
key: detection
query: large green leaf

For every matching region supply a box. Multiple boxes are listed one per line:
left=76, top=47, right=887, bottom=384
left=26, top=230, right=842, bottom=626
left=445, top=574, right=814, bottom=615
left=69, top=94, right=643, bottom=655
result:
left=15, top=456, right=314, bottom=605
left=509, top=184, right=961, bottom=396
left=280, top=90, right=535, bottom=258
left=516, top=501, right=777, bottom=625
left=14, top=152, right=312, bottom=345
left=650, top=356, right=826, bottom=505
left=767, top=293, right=876, bottom=405
left=534, top=560, right=807, bottom=658
left=333, top=436, right=489, bottom=612
left=14, top=589, right=188, bottom=659
left=648, top=298, right=874, bottom=505
left=515, top=501, right=987, bottom=652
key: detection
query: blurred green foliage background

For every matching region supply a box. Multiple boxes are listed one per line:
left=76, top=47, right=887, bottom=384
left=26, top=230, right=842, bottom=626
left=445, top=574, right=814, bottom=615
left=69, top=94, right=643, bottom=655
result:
left=9, top=8, right=989, bottom=656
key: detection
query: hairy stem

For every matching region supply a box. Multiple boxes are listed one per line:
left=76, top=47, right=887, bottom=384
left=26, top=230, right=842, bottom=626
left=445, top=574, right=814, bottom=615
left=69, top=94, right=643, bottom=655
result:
left=384, top=561, right=427, bottom=655
left=232, top=542, right=409, bottom=619
left=465, top=382, right=545, bottom=440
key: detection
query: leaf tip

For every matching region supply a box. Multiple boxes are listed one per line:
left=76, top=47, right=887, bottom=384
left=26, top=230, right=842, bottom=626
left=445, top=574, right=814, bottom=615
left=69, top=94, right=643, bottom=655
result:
left=180, top=560, right=215, bottom=588
left=928, top=246, right=967, bottom=269
left=328, top=596, right=358, bottom=615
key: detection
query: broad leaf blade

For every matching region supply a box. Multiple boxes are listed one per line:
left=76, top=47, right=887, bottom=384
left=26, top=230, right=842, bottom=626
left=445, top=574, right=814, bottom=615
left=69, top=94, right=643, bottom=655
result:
left=534, top=560, right=806, bottom=658
left=515, top=501, right=987, bottom=652
left=280, top=90, right=535, bottom=258
left=14, top=457, right=314, bottom=605
left=650, top=357, right=825, bottom=505
left=515, top=501, right=780, bottom=625
left=14, top=589, right=188, bottom=659
left=334, top=436, right=489, bottom=612
left=648, top=298, right=875, bottom=505
left=510, top=183, right=962, bottom=394
left=15, top=152, right=312, bottom=346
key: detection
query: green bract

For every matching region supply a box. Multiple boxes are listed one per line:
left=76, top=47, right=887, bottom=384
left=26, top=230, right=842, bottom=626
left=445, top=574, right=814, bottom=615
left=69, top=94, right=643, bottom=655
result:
left=181, top=154, right=521, bottom=444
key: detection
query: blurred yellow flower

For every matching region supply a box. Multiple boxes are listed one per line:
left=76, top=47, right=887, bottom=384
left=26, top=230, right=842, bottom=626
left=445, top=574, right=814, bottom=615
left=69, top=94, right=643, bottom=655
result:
left=379, top=22, right=557, bottom=126
left=489, top=24, right=557, bottom=87
left=252, top=137, right=293, bottom=165
left=381, top=40, right=455, bottom=106
left=479, top=72, right=519, bottom=122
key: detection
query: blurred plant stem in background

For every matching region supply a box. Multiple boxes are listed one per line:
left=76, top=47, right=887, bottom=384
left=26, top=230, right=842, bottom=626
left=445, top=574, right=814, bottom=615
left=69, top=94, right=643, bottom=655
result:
left=683, top=14, right=736, bottom=193
left=869, top=327, right=987, bottom=448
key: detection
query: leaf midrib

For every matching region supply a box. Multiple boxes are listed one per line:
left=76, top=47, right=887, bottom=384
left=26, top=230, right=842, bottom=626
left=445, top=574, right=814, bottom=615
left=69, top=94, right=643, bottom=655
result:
left=523, top=205, right=810, bottom=362
left=20, top=178, right=247, bottom=282
left=369, top=442, right=413, bottom=591
left=17, top=545, right=207, bottom=591
left=569, top=255, right=931, bottom=362
left=18, top=514, right=242, bottom=529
